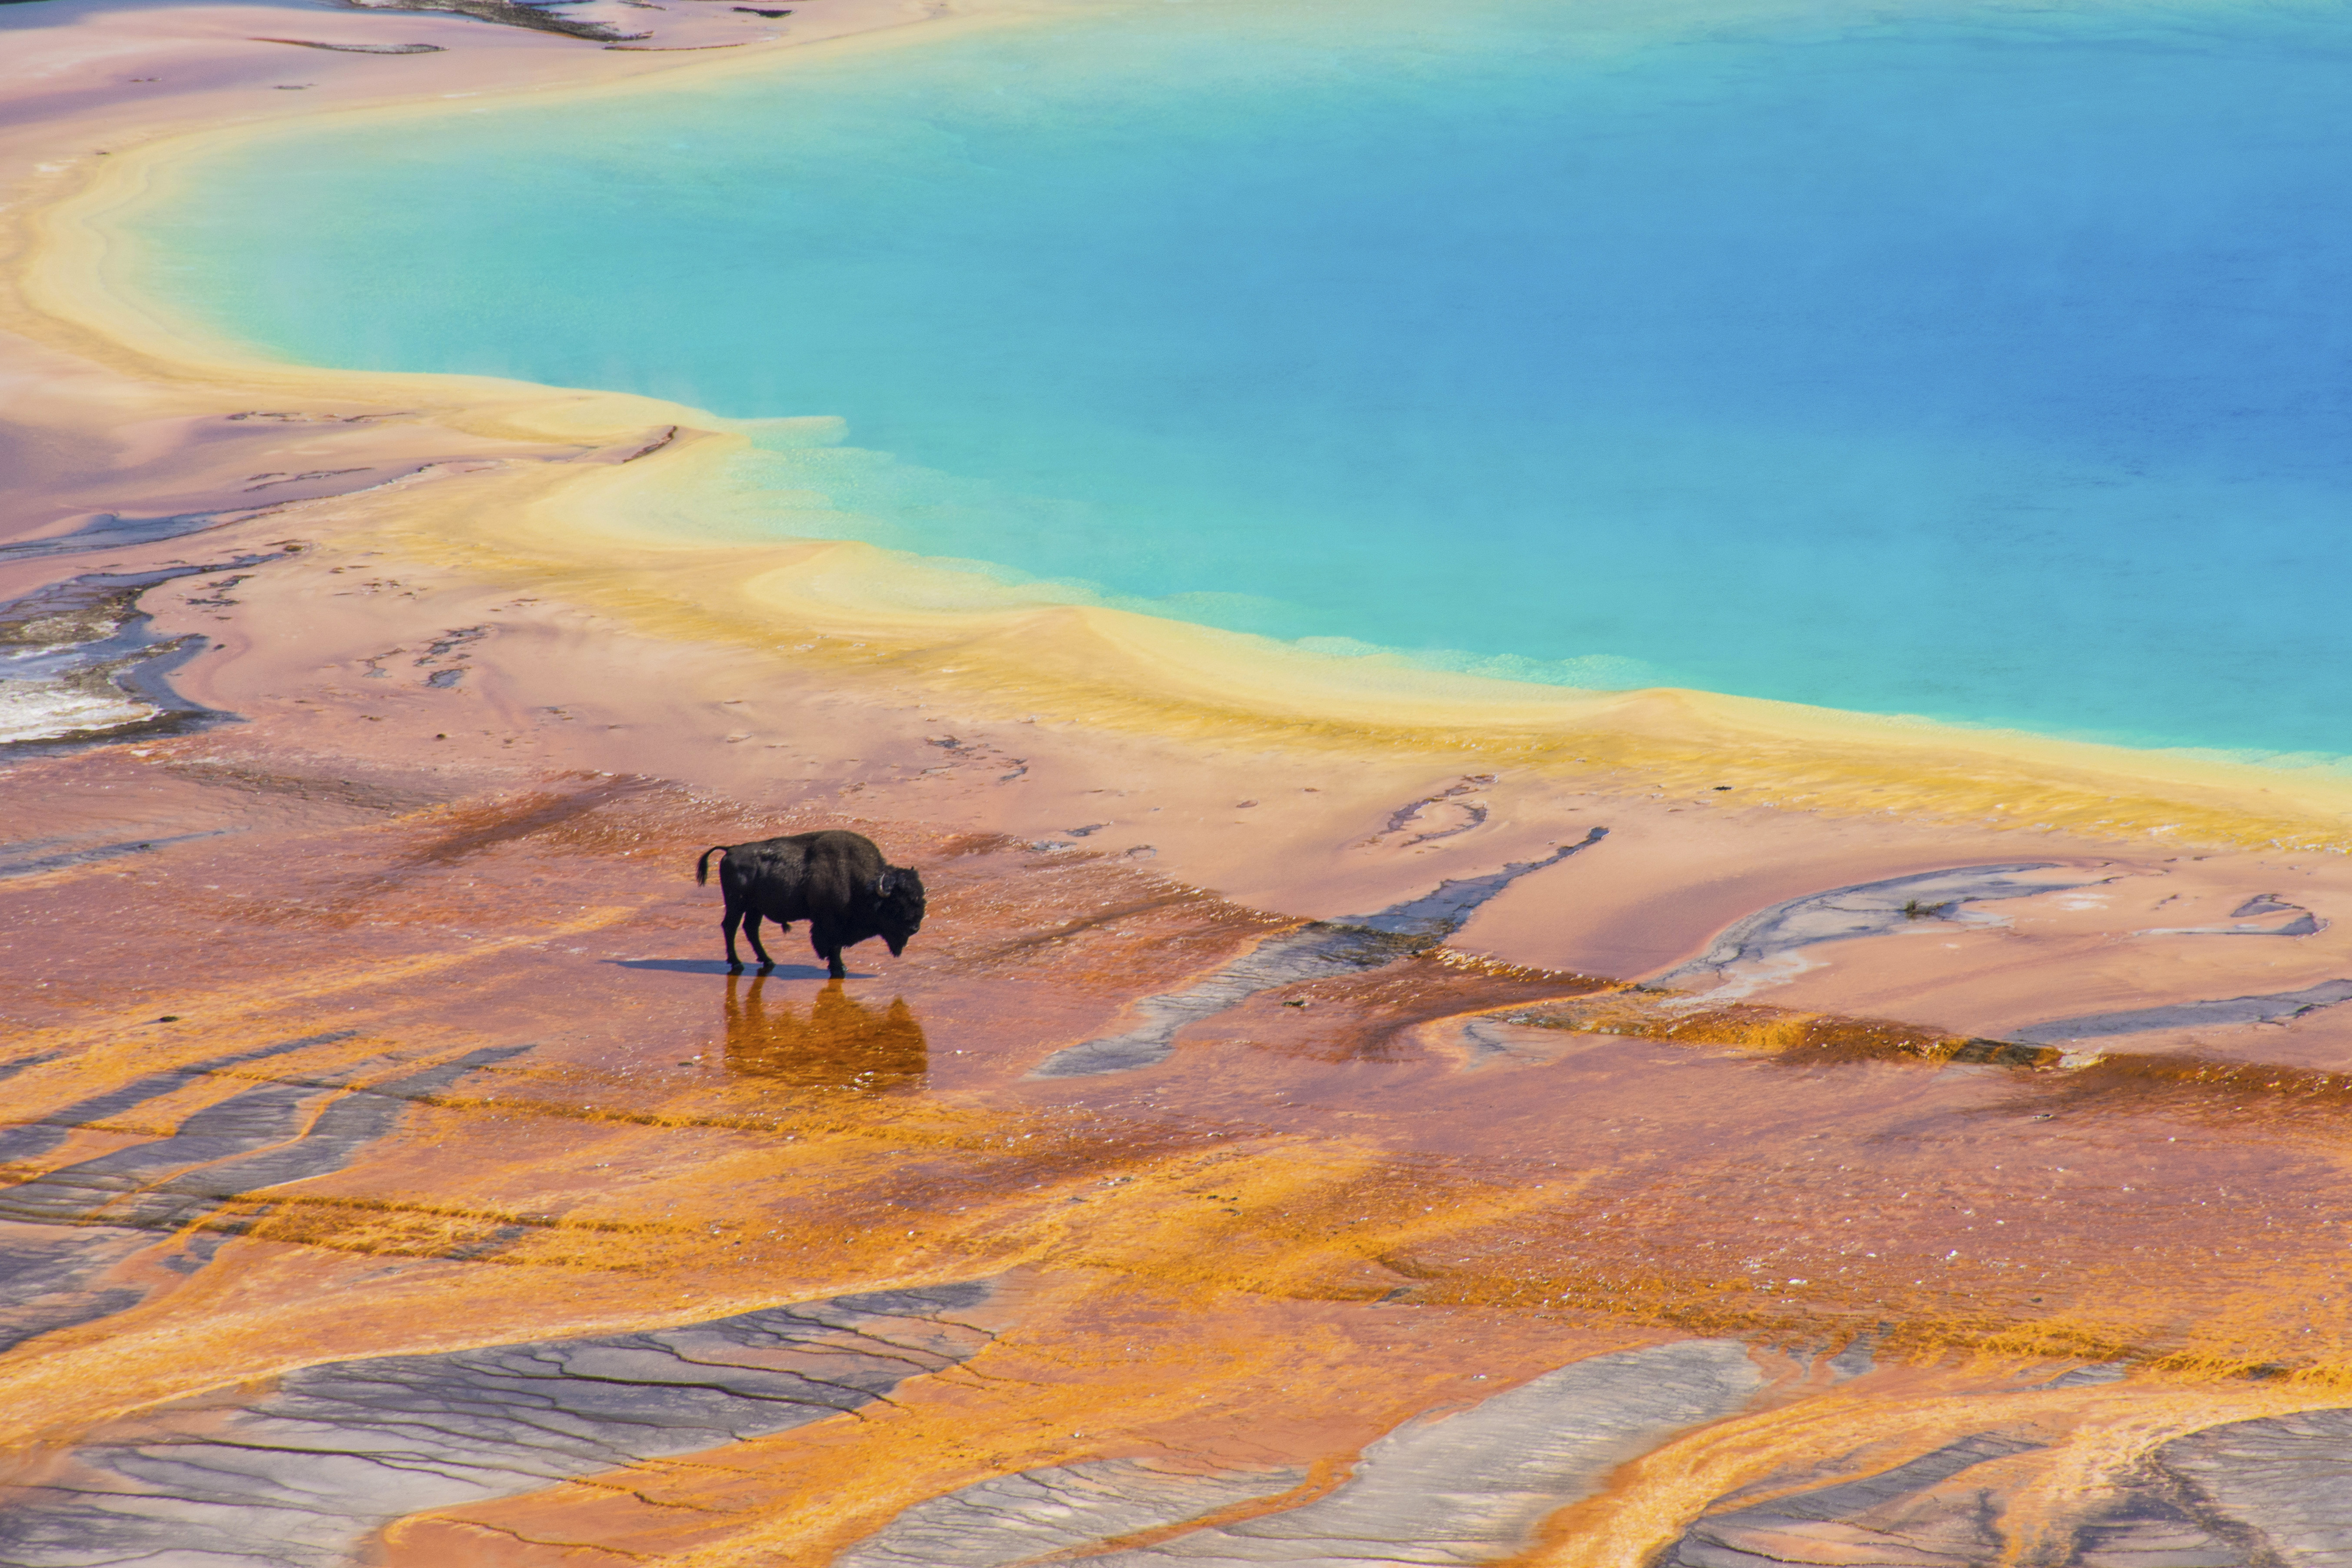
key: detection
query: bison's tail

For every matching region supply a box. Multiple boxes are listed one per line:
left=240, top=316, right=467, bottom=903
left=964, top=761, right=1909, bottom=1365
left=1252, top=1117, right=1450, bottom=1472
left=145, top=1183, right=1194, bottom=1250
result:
left=695, top=845, right=730, bottom=886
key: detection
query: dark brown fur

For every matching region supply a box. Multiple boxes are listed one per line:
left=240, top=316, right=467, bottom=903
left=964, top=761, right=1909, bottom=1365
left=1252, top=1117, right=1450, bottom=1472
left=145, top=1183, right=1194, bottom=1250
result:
left=695, top=830, right=926, bottom=978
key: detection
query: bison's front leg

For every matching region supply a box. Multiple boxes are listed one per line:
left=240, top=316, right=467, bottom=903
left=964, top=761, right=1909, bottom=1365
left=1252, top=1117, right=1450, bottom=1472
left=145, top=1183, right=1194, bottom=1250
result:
left=742, top=911, right=778, bottom=972
left=809, top=921, right=848, bottom=980
left=721, top=901, right=746, bottom=973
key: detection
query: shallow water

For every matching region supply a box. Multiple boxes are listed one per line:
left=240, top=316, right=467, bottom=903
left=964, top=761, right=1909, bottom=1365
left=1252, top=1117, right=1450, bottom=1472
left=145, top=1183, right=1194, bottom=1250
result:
left=12, top=757, right=2352, bottom=1561
left=124, top=0, right=2352, bottom=755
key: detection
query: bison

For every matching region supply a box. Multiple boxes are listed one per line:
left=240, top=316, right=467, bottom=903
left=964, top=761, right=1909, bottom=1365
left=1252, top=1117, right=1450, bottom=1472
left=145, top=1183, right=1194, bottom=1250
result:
left=695, top=830, right=926, bottom=978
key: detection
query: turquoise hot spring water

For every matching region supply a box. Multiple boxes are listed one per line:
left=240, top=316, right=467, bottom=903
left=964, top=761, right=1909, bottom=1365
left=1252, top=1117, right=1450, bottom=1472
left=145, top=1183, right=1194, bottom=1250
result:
left=123, top=0, right=2352, bottom=758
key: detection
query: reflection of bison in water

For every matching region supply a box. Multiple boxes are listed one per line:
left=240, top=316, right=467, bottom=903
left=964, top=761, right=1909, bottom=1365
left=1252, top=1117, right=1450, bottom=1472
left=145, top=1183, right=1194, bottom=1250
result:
left=696, top=829, right=927, bottom=978
left=724, top=974, right=926, bottom=1093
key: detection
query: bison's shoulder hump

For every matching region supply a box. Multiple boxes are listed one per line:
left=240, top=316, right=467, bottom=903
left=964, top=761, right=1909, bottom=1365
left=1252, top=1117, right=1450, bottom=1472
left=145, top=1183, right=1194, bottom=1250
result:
left=805, top=830, right=887, bottom=860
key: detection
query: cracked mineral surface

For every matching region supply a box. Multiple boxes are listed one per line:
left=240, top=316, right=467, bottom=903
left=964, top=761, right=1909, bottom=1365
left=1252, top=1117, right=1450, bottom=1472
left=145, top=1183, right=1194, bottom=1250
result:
left=833, top=1458, right=1312, bottom=1567
left=0, top=1283, right=996, bottom=1567
left=1085, top=1340, right=1763, bottom=1565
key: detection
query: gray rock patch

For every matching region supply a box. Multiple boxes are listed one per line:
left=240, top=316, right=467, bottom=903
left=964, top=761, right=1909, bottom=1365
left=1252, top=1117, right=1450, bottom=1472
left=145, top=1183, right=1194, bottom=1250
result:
left=2231, top=895, right=2302, bottom=919
left=1378, top=776, right=1494, bottom=846
left=2067, top=1508, right=2255, bottom=1568
left=0, top=559, right=282, bottom=748
left=1656, top=1432, right=2045, bottom=1566
left=1822, top=1328, right=1884, bottom=1382
left=1657, top=865, right=2107, bottom=989
left=0, top=1040, right=514, bottom=1356
left=1032, top=830, right=1607, bottom=1079
left=837, top=1458, right=1309, bottom=1567
left=2140, top=891, right=2325, bottom=939
left=0, top=1281, right=1000, bottom=1568
left=0, top=1030, right=360, bottom=1166
left=0, top=1224, right=154, bottom=1355
left=1650, top=1401, right=2352, bottom=1567
left=0, top=1046, right=525, bottom=1231
left=1082, top=1339, right=1759, bottom=1564
left=2160, top=1405, right=2352, bottom=1566
left=2011, top=979, right=2352, bottom=1045
left=0, top=513, right=265, bottom=564
left=0, top=833, right=234, bottom=880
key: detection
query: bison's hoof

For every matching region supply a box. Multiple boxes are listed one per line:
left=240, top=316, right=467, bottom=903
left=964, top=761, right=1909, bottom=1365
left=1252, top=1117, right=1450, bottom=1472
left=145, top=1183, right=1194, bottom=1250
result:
left=727, top=961, right=744, bottom=973
left=758, top=961, right=775, bottom=973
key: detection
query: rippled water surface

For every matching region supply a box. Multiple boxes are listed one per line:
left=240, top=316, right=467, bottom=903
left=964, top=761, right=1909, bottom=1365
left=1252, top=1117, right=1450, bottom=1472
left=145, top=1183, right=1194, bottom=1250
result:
left=127, top=0, right=2352, bottom=754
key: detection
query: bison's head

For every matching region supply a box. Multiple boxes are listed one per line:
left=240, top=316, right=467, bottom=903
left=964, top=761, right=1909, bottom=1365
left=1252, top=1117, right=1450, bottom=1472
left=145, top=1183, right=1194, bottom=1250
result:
left=874, top=866, right=928, bottom=956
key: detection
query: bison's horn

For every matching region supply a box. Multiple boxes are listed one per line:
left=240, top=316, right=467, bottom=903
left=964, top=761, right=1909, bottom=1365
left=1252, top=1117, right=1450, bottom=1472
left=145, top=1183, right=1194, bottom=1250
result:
left=875, top=870, right=899, bottom=897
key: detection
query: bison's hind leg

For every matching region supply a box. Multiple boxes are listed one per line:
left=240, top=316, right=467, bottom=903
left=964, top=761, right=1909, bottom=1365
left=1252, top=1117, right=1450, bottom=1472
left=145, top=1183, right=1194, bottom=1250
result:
left=721, top=900, right=746, bottom=973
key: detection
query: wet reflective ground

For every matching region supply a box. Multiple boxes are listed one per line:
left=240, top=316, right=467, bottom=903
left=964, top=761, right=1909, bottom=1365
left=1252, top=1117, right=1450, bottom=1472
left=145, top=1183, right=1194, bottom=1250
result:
left=7, top=749, right=2352, bottom=1564
left=723, top=976, right=931, bottom=1094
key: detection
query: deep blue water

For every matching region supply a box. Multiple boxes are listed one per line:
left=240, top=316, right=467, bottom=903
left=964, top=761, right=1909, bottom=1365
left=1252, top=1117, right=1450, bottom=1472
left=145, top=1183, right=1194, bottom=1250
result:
left=127, top=0, right=2352, bottom=755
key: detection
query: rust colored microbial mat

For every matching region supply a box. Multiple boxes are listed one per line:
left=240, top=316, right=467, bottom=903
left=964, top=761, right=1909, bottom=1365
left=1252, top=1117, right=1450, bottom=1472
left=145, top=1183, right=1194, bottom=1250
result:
left=9, top=737, right=2352, bottom=1568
